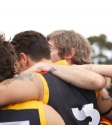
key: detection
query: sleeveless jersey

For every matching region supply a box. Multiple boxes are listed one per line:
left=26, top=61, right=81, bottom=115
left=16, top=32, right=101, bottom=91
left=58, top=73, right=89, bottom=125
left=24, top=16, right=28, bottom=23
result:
left=0, top=101, right=47, bottom=125
left=43, top=73, right=100, bottom=125
left=100, top=117, right=112, bottom=125
left=37, top=60, right=100, bottom=125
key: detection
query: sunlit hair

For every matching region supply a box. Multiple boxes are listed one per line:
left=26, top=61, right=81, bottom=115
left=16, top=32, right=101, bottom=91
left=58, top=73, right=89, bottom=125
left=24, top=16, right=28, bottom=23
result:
left=47, top=30, right=92, bottom=64
left=0, top=33, right=17, bottom=82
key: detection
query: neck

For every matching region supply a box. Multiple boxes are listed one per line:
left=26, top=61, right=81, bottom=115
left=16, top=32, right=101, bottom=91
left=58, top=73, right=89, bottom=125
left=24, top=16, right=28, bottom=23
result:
left=29, top=59, right=52, bottom=67
left=66, top=59, right=73, bottom=65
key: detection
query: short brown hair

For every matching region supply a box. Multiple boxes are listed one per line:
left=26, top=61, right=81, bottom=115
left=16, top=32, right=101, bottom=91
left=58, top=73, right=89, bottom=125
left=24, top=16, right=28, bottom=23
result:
left=11, top=30, right=50, bottom=62
left=47, top=30, right=92, bottom=64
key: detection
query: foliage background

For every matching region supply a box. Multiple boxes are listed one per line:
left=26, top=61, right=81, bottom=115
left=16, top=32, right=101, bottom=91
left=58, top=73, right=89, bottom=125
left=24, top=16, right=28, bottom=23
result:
left=88, top=34, right=112, bottom=64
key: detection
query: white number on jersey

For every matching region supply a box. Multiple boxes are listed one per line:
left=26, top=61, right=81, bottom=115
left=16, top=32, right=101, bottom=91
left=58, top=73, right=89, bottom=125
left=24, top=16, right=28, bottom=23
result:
left=72, top=103, right=100, bottom=125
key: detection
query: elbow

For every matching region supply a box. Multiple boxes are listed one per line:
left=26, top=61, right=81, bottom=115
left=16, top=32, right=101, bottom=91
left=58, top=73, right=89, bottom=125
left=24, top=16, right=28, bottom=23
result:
left=96, top=84, right=105, bottom=91
left=94, top=76, right=106, bottom=91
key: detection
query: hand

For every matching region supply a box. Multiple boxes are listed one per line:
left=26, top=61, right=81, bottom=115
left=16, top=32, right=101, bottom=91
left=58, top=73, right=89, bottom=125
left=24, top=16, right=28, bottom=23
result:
left=22, top=62, right=52, bottom=73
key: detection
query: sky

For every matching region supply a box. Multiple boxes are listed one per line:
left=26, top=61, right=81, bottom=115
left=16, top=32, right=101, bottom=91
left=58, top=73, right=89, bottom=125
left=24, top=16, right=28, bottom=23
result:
left=0, top=0, right=112, bottom=41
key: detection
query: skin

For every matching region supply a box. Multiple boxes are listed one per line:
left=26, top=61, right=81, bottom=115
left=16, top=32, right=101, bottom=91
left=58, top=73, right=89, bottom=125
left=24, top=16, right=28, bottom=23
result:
left=49, top=40, right=62, bottom=63
left=48, top=39, right=112, bottom=121
left=0, top=72, right=44, bottom=106
left=0, top=61, right=107, bottom=124
left=0, top=56, right=106, bottom=106
left=44, top=104, right=65, bottom=125
left=24, top=62, right=106, bottom=90
left=81, top=64, right=112, bottom=77
left=0, top=35, right=111, bottom=123
left=0, top=55, right=108, bottom=117
left=24, top=62, right=112, bottom=122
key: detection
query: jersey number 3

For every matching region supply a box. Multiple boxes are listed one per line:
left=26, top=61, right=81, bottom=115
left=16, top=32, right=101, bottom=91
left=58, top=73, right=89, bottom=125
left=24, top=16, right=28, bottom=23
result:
left=72, top=103, right=100, bottom=125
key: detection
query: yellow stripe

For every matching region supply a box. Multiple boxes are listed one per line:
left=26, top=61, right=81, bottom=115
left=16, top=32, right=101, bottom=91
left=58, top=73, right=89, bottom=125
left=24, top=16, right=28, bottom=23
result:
left=95, top=91, right=98, bottom=98
left=2, top=101, right=47, bottom=125
left=36, top=101, right=47, bottom=125
left=36, top=73, right=49, bottom=104
left=100, top=121, right=111, bottom=125
left=1, top=100, right=41, bottom=110
left=54, top=60, right=68, bottom=65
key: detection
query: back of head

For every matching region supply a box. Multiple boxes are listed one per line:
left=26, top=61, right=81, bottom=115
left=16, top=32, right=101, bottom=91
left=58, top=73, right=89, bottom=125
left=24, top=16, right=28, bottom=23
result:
left=0, top=33, right=16, bottom=82
left=47, top=30, right=92, bottom=64
left=11, top=30, right=50, bottom=62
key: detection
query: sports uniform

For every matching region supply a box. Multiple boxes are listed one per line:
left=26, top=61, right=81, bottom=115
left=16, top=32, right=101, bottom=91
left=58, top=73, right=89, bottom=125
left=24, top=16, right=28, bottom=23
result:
left=37, top=60, right=100, bottom=125
left=100, top=117, right=112, bottom=125
left=0, top=101, right=47, bottom=125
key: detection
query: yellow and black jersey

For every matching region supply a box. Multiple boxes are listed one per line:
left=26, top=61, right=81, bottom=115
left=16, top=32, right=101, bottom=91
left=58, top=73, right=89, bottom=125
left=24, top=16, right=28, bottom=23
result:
left=100, top=117, right=112, bottom=125
left=0, top=101, right=47, bottom=125
left=36, top=60, right=100, bottom=125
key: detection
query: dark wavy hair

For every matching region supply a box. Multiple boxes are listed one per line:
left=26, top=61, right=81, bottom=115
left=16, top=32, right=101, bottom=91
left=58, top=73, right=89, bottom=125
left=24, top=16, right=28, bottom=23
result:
left=0, top=33, right=17, bottom=82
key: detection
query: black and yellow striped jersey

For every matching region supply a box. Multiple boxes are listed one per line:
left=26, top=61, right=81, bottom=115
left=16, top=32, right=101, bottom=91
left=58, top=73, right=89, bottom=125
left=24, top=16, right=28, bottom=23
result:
left=0, top=101, right=47, bottom=125
left=37, top=60, right=100, bottom=125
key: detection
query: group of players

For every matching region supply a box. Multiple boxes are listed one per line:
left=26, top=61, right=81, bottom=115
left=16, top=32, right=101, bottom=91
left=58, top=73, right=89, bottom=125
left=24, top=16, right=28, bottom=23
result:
left=0, top=30, right=112, bottom=125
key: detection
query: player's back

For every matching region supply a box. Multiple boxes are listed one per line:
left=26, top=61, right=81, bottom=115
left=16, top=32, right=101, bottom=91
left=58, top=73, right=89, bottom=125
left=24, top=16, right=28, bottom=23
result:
left=0, top=100, right=65, bottom=125
left=0, top=101, right=47, bottom=125
left=42, top=72, right=100, bottom=125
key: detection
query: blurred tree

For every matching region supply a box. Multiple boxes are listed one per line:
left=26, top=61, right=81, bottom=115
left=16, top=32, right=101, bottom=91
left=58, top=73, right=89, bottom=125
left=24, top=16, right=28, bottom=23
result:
left=88, top=34, right=112, bottom=64
left=88, top=34, right=112, bottom=99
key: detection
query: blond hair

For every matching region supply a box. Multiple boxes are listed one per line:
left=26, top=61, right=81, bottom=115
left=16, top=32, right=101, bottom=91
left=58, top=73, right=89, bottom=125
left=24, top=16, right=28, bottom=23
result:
left=47, top=30, right=92, bottom=64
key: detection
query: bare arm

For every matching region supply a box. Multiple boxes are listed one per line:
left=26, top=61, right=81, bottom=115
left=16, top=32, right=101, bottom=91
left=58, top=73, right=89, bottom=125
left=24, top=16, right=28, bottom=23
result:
left=23, top=62, right=106, bottom=90
left=80, top=64, right=112, bottom=121
left=97, top=88, right=112, bottom=121
left=44, top=104, right=65, bottom=125
left=0, top=72, right=43, bottom=106
left=52, top=64, right=112, bottom=121
left=81, top=64, right=112, bottom=77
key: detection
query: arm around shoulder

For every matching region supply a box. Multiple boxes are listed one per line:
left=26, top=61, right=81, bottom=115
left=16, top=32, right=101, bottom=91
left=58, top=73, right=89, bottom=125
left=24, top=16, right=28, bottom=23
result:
left=0, top=72, right=43, bottom=106
left=51, top=64, right=106, bottom=90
